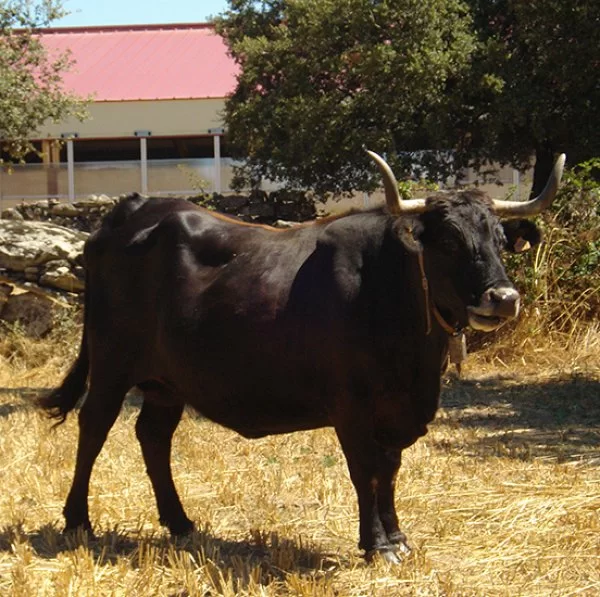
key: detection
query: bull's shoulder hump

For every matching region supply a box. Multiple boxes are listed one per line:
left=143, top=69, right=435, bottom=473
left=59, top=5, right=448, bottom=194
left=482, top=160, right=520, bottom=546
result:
left=86, top=199, right=196, bottom=250
left=315, top=209, right=389, bottom=251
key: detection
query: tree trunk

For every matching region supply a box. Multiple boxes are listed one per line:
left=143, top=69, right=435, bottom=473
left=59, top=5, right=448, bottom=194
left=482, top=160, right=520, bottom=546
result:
left=530, top=145, right=555, bottom=198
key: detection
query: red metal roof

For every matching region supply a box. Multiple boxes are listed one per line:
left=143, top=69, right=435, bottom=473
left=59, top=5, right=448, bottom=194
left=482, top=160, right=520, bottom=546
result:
left=41, top=23, right=239, bottom=102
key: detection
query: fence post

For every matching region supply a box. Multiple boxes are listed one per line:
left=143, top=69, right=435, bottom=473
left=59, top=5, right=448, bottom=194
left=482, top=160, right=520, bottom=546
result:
left=140, top=137, right=148, bottom=194
left=213, top=134, right=222, bottom=194
left=66, top=139, right=75, bottom=203
left=512, top=168, right=520, bottom=200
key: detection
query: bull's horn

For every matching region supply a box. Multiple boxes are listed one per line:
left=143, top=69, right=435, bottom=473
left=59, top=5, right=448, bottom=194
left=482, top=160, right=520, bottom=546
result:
left=492, top=153, right=566, bottom=217
left=366, top=150, right=427, bottom=215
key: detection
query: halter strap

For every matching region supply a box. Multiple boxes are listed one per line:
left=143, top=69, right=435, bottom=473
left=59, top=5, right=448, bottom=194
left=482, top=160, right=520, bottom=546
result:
left=416, top=252, right=463, bottom=336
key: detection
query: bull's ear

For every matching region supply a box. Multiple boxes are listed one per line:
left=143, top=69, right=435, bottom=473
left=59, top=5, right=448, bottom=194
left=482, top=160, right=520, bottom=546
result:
left=392, top=217, right=424, bottom=253
left=502, top=219, right=542, bottom=253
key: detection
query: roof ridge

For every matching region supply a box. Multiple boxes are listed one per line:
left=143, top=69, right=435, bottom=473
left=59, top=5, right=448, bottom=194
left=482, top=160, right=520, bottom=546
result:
left=41, top=22, right=215, bottom=35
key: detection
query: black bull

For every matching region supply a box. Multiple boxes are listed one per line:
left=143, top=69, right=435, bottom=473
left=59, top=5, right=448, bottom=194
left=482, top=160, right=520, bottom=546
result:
left=39, top=151, right=565, bottom=563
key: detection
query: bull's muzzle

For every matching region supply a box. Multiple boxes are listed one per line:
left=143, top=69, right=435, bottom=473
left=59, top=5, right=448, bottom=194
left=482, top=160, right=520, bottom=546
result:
left=467, top=287, right=520, bottom=332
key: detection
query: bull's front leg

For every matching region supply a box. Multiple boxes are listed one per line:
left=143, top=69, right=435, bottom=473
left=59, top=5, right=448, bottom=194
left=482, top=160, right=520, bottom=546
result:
left=375, top=445, right=411, bottom=555
left=334, top=421, right=404, bottom=564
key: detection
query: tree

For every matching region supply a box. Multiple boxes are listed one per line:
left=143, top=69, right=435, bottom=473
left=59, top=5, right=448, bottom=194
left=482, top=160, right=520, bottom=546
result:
left=216, top=0, right=478, bottom=195
left=466, top=0, right=600, bottom=196
left=217, top=1, right=599, bottom=196
left=0, top=0, right=87, bottom=162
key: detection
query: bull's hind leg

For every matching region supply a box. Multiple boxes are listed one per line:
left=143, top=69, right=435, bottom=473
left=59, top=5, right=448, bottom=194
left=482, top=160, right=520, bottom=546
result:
left=135, top=398, right=193, bottom=535
left=64, top=381, right=127, bottom=532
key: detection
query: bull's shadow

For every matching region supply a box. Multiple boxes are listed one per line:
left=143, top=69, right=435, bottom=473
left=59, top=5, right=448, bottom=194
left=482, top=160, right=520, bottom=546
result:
left=439, top=372, right=600, bottom=463
left=0, top=387, right=48, bottom=418
left=0, top=522, right=340, bottom=582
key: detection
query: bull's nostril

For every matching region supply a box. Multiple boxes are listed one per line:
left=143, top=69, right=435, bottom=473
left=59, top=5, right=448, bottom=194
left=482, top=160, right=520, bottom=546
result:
left=490, top=287, right=519, bottom=304
left=487, top=287, right=520, bottom=318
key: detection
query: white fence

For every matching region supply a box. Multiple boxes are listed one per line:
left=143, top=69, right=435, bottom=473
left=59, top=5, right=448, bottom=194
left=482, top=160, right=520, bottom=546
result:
left=0, top=157, right=530, bottom=211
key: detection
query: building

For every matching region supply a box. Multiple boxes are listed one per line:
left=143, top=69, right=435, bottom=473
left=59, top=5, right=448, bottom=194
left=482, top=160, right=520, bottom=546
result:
left=0, top=22, right=529, bottom=208
left=1, top=23, right=240, bottom=204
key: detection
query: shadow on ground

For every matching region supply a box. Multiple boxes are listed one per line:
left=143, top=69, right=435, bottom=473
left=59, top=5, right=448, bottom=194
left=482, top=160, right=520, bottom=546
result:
left=439, top=373, right=600, bottom=463
left=0, top=387, right=49, bottom=418
left=0, top=522, right=342, bottom=587
left=0, top=386, right=144, bottom=419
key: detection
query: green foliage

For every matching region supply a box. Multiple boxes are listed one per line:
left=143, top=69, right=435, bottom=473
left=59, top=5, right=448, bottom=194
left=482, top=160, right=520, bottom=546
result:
left=397, top=178, right=439, bottom=201
left=505, top=158, right=600, bottom=330
left=217, top=1, right=599, bottom=196
left=0, top=0, right=88, bottom=162
left=216, top=0, right=477, bottom=195
left=465, top=0, right=600, bottom=190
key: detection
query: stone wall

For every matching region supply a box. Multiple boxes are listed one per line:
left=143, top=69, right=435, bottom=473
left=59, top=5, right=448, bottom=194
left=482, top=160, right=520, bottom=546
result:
left=3, top=190, right=317, bottom=233
left=0, top=192, right=317, bottom=285
left=0, top=191, right=318, bottom=335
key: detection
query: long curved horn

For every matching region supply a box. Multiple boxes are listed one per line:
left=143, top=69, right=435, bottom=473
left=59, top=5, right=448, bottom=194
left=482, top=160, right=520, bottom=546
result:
left=493, top=154, right=566, bottom=217
left=366, top=150, right=427, bottom=215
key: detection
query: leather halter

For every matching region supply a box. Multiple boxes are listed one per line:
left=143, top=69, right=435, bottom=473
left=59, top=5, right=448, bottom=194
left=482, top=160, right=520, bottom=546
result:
left=432, top=304, right=462, bottom=336
left=417, top=251, right=462, bottom=336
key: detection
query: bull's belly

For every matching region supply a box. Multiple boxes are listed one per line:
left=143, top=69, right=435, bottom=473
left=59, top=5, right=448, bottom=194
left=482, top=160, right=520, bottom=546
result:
left=205, top=410, right=331, bottom=439
left=190, top=394, right=331, bottom=438
left=174, top=378, right=332, bottom=438
left=151, top=337, right=333, bottom=437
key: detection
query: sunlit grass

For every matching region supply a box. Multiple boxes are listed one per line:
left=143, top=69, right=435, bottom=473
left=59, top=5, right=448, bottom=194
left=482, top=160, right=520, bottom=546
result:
left=0, top=319, right=599, bottom=595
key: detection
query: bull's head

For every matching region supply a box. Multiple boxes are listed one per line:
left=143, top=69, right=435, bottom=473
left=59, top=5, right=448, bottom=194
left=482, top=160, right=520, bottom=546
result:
left=368, top=150, right=565, bottom=332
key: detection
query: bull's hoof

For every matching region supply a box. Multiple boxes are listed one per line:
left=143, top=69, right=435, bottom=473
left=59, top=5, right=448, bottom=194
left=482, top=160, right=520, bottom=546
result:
left=163, top=517, right=195, bottom=537
left=396, top=539, right=412, bottom=556
left=63, top=523, right=96, bottom=543
left=388, top=530, right=409, bottom=546
left=365, top=544, right=410, bottom=565
left=63, top=517, right=92, bottom=533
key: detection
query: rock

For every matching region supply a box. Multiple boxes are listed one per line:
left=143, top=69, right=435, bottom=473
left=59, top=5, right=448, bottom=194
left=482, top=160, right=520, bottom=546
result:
left=40, top=259, right=85, bottom=293
left=51, top=203, right=81, bottom=217
left=1, top=207, right=24, bottom=220
left=74, top=195, right=117, bottom=208
left=249, top=190, right=268, bottom=204
left=0, top=282, right=13, bottom=316
left=24, top=266, right=40, bottom=282
left=272, top=189, right=317, bottom=221
left=0, top=291, right=55, bottom=337
left=247, top=191, right=276, bottom=218
left=216, top=194, right=249, bottom=212
left=0, top=220, right=88, bottom=272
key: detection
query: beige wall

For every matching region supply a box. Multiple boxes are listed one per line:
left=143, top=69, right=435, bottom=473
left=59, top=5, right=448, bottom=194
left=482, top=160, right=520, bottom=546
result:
left=37, top=98, right=227, bottom=140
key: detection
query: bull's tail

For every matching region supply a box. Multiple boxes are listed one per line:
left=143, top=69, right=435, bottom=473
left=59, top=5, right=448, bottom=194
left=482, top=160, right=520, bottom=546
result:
left=38, top=288, right=90, bottom=426
left=38, top=195, right=150, bottom=425
left=38, top=342, right=88, bottom=425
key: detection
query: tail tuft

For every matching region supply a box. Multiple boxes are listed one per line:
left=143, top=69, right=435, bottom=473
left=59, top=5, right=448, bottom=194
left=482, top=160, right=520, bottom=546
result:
left=37, top=347, right=89, bottom=426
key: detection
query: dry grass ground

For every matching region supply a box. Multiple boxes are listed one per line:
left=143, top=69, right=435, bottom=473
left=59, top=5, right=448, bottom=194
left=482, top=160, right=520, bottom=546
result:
left=0, top=317, right=599, bottom=596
